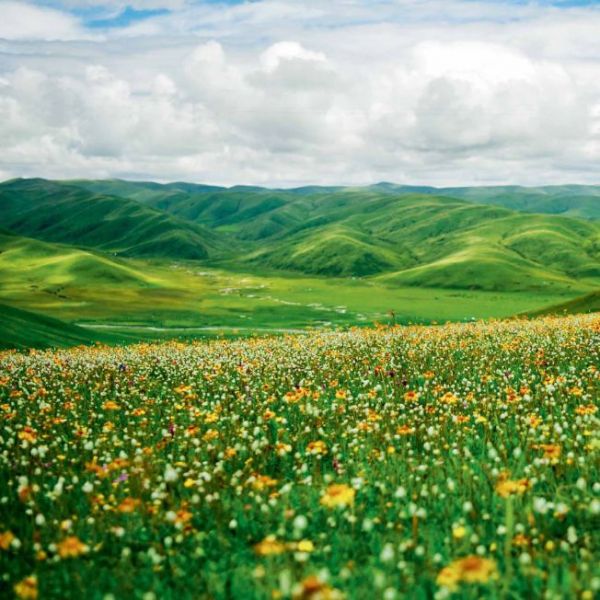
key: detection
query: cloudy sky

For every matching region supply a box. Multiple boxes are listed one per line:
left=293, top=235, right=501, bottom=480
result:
left=1, top=0, right=599, bottom=186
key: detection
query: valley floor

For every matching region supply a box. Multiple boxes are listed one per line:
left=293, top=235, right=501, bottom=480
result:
left=0, top=258, right=589, bottom=348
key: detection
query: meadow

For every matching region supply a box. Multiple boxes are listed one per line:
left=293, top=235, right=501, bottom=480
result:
left=1, top=314, right=598, bottom=599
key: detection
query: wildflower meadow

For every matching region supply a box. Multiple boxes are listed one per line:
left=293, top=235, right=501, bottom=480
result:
left=1, top=315, right=598, bottom=599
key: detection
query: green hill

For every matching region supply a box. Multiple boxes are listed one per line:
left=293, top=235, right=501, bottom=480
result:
left=525, top=290, right=600, bottom=317
left=0, top=178, right=222, bottom=260
left=0, top=303, right=108, bottom=349
left=0, top=230, right=158, bottom=289
left=3, top=178, right=599, bottom=296
left=60, top=180, right=600, bottom=292
left=74, top=179, right=600, bottom=221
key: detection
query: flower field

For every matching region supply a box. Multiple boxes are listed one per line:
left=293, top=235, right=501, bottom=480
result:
left=1, top=315, right=599, bottom=599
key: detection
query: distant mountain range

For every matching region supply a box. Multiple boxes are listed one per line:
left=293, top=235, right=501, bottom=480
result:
left=1, top=177, right=598, bottom=294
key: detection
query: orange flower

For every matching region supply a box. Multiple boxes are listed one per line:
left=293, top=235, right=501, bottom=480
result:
left=537, top=444, right=561, bottom=461
left=437, top=556, right=498, bottom=590
left=0, top=530, right=15, bottom=550
left=175, top=508, right=193, bottom=525
left=404, top=390, right=419, bottom=403
left=293, top=575, right=343, bottom=599
left=18, top=427, right=37, bottom=443
left=320, top=483, right=355, bottom=509
left=117, top=497, right=141, bottom=513
left=102, top=401, right=120, bottom=411
left=306, top=440, right=327, bottom=455
left=512, top=533, right=530, bottom=547
left=57, top=536, right=89, bottom=559
left=14, top=575, right=38, bottom=600
left=396, top=425, right=414, bottom=436
left=276, top=442, right=292, bottom=455
left=495, top=474, right=531, bottom=498
left=263, top=410, right=276, bottom=421
left=575, top=404, right=596, bottom=416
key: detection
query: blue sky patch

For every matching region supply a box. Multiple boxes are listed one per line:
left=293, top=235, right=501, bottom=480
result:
left=84, top=7, right=171, bottom=29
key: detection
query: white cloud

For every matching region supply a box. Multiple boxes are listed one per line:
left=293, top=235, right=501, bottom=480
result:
left=0, top=0, right=599, bottom=185
left=0, top=1, right=89, bottom=40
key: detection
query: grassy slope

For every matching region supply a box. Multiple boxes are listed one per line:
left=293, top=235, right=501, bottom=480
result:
left=526, top=290, right=600, bottom=317
left=0, top=178, right=223, bottom=260
left=0, top=303, right=109, bottom=349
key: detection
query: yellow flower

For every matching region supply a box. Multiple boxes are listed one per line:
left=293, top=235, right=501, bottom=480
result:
left=512, top=533, right=530, bottom=547
left=440, top=392, right=459, bottom=405
left=307, top=440, right=327, bottom=455
left=297, top=540, right=315, bottom=552
left=203, top=429, right=219, bottom=442
left=254, top=535, right=286, bottom=556
left=320, top=483, right=355, bottom=509
left=57, top=536, right=89, bottom=559
left=436, top=566, right=461, bottom=590
left=452, top=525, right=467, bottom=540
left=437, top=556, right=498, bottom=589
left=14, top=575, right=38, bottom=600
left=252, top=474, right=278, bottom=491
left=102, top=400, right=120, bottom=411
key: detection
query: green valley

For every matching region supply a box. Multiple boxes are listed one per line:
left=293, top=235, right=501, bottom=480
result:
left=0, top=178, right=598, bottom=348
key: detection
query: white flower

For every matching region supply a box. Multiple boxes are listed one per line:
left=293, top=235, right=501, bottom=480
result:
left=293, top=515, right=308, bottom=531
left=394, top=486, right=406, bottom=499
left=164, top=465, right=178, bottom=482
left=380, top=543, right=394, bottom=562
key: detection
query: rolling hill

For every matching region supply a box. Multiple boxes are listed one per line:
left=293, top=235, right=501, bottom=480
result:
left=0, top=303, right=107, bottom=349
left=526, top=290, right=600, bottom=317
left=0, top=178, right=223, bottom=260
left=1, top=177, right=598, bottom=309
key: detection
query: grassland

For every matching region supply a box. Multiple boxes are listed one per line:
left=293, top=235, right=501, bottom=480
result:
left=0, top=230, right=582, bottom=341
left=0, top=178, right=598, bottom=349
left=1, top=315, right=598, bottom=599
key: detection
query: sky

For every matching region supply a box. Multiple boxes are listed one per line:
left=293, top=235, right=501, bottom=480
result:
left=0, top=0, right=599, bottom=186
